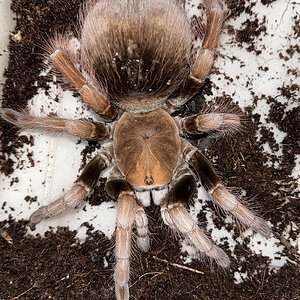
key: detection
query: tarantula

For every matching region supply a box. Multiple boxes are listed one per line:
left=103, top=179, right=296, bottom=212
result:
left=0, top=0, right=271, bottom=299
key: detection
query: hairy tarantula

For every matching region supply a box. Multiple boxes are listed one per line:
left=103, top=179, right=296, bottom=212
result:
left=0, top=0, right=271, bottom=299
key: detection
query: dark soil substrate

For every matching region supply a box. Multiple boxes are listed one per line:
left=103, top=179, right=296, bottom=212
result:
left=1, top=1, right=299, bottom=299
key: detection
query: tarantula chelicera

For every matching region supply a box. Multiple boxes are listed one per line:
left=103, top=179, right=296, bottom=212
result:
left=1, top=0, right=271, bottom=299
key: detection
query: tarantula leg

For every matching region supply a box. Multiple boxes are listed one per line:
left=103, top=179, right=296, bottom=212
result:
left=0, top=108, right=111, bottom=140
left=49, top=46, right=116, bottom=120
left=190, top=0, right=227, bottom=85
left=183, top=142, right=271, bottom=238
left=161, top=174, right=230, bottom=267
left=106, top=176, right=137, bottom=300
left=178, top=112, right=241, bottom=136
left=165, top=0, right=227, bottom=109
left=29, top=150, right=112, bottom=230
left=115, top=191, right=137, bottom=300
left=135, top=206, right=150, bottom=252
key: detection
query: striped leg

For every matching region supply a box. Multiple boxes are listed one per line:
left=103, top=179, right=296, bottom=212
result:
left=165, top=0, right=227, bottom=109
left=29, top=150, right=112, bottom=230
left=47, top=35, right=116, bottom=120
left=106, top=172, right=138, bottom=300
left=114, top=190, right=137, bottom=300
left=183, top=142, right=271, bottom=237
left=135, top=206, right=150, bottom=252
left=0, top=108, right=111, bottom=140
left=178, top=102, right=242, bottom=137
left=180, top=112, right=240, bottom=136
left=161, top=162, right=230, bottom=267
left=190, top=0, right=227, bottom=85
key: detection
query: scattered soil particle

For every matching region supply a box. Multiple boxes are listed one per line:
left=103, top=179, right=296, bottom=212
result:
left=293, top=18, right=300, bottom=38
left=236, top=17, right=267, bottom=54
left=1, top=218, right=300, bottom=300
left=1, top=1, right=299, bottom=300
left=24, top=195, right=38, bottom=204
left=261, top=0, right=276, bottom=5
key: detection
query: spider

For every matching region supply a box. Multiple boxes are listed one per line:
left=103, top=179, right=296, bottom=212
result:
left=0, top=0, right=271, bottom=299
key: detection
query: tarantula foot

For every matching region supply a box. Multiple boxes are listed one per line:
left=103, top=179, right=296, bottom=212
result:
left=115, top=284, right=129, bottom=300
left=28, top=206, right=49, bottom=230
left=28, top=222, right=37, bottom=231
left=136, top=236, right=150, bottom=252
left=251, top=217, right=271, bottom=238
left=0, top=108, right=23, bottom=126
left=205, top=245, right=230, bottom=268
left=205, top=0, right=227, bottom=14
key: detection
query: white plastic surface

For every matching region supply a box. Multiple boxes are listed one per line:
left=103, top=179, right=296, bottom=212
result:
left=0, top=0, right=299, bottom=283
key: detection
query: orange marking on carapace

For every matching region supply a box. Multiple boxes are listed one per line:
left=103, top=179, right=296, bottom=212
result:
left=114, top=109, right=181, bottom=187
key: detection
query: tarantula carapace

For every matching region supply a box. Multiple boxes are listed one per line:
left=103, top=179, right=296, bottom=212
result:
left=0, top=0, right=271, bottom=299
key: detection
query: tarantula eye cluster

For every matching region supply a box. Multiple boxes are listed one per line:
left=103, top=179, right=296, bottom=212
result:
left=0, top=0, right=271, bottom=299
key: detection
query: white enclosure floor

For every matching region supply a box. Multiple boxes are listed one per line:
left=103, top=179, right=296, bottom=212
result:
left=0, top=0, right=299, bottom=287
